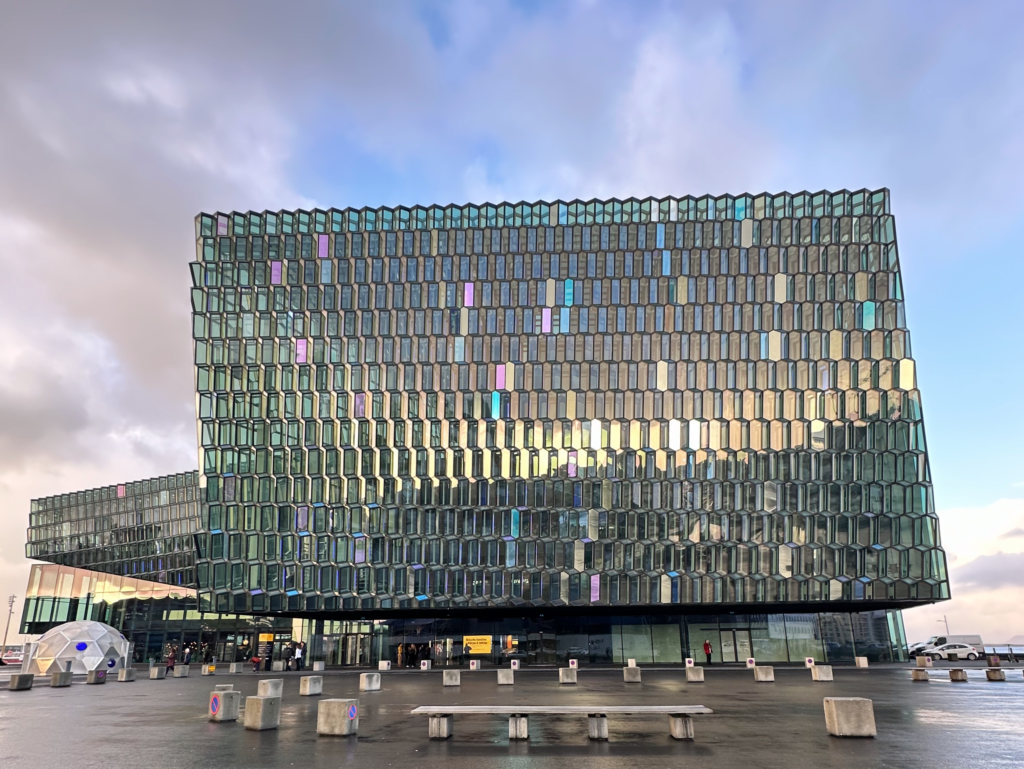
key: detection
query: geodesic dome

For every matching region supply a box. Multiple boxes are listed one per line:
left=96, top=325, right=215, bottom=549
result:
left=30, top=620, right=129, bottom=675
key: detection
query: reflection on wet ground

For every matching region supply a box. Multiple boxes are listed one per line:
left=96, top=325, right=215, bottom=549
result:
left=1, top=666, right=1022, bottom=768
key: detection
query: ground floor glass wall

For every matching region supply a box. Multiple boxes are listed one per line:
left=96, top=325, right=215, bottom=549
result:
left=298, top=610, right=907, bottom=668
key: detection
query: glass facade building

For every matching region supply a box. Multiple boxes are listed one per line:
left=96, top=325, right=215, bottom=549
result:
left=21, top=189, right=947, bottom=667
left=184, top=189, right=946, bottom=663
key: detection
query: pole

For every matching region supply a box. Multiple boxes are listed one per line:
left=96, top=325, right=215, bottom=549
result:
left=2, top=595, right=16, bottom=655
left=944, top=615, right=950, bottom=635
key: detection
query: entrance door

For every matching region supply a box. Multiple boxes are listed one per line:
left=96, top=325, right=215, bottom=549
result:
left=735, top=630, right=752, bottom=661
left=719, top=630, right=737, bottom=663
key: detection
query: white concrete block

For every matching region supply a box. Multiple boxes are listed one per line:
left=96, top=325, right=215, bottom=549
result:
left=86, top=670, right=107, bottom=684
left=623, top=666, right=642, bottom=683
left=559, top=667, right=577, bottom=684
left=745, top=658, right=757, bottom=669
left=686, top=666, right=705, bottom=683
left=9, top=674, right=34, bottom=690
left=229, top=663, right=242, bottom=674
left=312, top=661, right=325, bottom=672
left=510, top=659, right=520, bottom=670
left=668, top=714, right=694, bottom=740
left=949, top=669, right=968, bottom=682
left=149, top=665, right=166, bottom=680
left=272, top=660, right=285, bottom=672
left=359, top=672, right=381, bottom=691
left=173, top=665, right=189, bottom=678
left=855, top=657, right=869, bottom=668
left=201, top=664, right=216, bottom=676
left=811, top=665, right=834, bottom=682
left=50, top=671, right=73, bottom=687
left=911, top=669, right=929, bottom=681
left=588, top=714, right=608, bottom=740
left=429, top=714, right=453, bottom=739
left=318, top=698, right=359, bottom=736
left=300, top=675, right=324, bottom=695
left=209, top=690, right=240, bottom=722
left=627, top=658, right=637, bottom=668
left=568, top=659, right=578, bottom=669
left=117, top=668, right=136, bottom=682
left=469, top=660, right=480, bottom=671
left=685, top=658, right=695, bottom=667
left=257, top=678, right=284, bottom=697
left=804, top=657, right=816, bottom=668
left=243, top=695, right=281, bottom=730
left=420, top=660, right=432, bottom=670
left=986, top=668, right=1006, bottom=681
left=754, top=666, right=775, bottom=682
left=915, top=656, right=933, bottom=668
left=214, top=684, right=234, bottom=691
left=443, top=670, right=461, bottom=687
left=378, top=660, right=391, bottom=671
left=509, top=715, right=529, bottom=739
left=824, top=697, right=876, bottom=737
left=497, top=669, right=514, bottom=685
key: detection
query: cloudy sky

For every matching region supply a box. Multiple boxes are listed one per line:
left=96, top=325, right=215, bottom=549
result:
left=1, top=0, right=1022, bottom=644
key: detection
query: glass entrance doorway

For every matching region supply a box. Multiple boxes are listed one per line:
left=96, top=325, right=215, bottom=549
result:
left=719, top=630, right=752, bottom=662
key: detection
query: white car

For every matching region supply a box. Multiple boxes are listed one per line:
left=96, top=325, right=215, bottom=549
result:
left=925, top=643, right=979, bottom=661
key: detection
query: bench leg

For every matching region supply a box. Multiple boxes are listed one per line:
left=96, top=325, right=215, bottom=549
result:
left=668, top=714, right=695, bottom=740
left=509, top=715, right=529, bottom=740
left=428, top=714, right=453, bottom=740
left=588, top=714, right=609, bottom=741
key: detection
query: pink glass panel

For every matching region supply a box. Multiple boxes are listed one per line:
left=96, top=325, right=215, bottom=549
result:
left=355, top=392, right=366, bottom=417
left=271, top=261, right=282, bottom=284
left=217, top=216, right=228, bottom=236
left=296, top=339, right=307, bottom=363
left=117, top=485, right=125, bottom=498
left=542, top=308, right=551, bottom=333
left=590, top=574, right=601, bottom=602
left=496, top=366, right=506, bottom=390
left=568, top=450, right=578, bottom=477
left=464, top=282, right=474, bottom=306
left=318, top=234, right=329, bottom=258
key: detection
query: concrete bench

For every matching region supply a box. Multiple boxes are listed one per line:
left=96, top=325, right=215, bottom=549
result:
left=411, top=705, right=713, bottom=741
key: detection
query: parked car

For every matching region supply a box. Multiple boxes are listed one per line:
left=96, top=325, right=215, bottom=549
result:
left=923, top=643, right=980, bottom=661
left=909, top=635, right=983, bottom=656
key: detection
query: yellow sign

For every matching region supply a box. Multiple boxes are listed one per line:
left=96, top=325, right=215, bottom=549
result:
left=463, top=635, right=492, bottom=655
left=259, top=633, right=275, bottom=643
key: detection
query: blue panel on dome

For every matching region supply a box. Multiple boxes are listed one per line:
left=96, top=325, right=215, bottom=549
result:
left=75, top=642, right=88, bottom=651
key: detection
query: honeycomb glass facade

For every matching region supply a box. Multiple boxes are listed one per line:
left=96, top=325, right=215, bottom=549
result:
left=190, top=189, right=949, bottom=625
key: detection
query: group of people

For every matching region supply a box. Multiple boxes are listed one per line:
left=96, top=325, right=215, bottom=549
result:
left=163, top=643, right=201, bottom=671
left=395, top=643, right=430, bottom=668
left=250, top=641, right=306, bottom=672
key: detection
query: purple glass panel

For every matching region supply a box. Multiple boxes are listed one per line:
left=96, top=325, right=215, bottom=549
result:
left=117, top=485, right=125, bottom=498
left=271, top=261, right=282, bottom=284
left=217, top=216, right=228, bottom=236
left=542, top=308, right=551, bottom=333
left=568, top=450, right=578, bottom=478
left=464, top=282, right=474, bottom=307
left=496, top=366, right=506, bottom=390
left=590, top=574, right=601, bottom=602
left=318, top=234, right=329, bottom=258
left=354, top=392, right=366, bottom=417
left=296, top=506, right=309, bottom=531
left=295, top=339, right=307, bottom=363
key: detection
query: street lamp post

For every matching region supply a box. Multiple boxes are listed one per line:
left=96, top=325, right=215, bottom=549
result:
left=937, top=615, right=950, bottom=635
left=2, top=595, right=16, bottom=655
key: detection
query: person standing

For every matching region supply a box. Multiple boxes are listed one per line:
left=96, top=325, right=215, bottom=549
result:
left=166, top=646, right=177, bottom=673
left=295, top=642, right=304, bottom=671
left=703, top=639, right=713, bottom=665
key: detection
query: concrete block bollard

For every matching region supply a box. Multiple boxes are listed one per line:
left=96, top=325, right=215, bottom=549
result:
left=949, top=669, right=968, bottom=682
left=745, top=658, right=757, bottom=669
left=911, top=669, right=930, bottom=681
left=209, top=690, right=241, bottom=722
left=855, top=657, right=869, bottom=668
left=987, top=656, right=1001, bottom=667
left=754, top=666, right=775, bottom=682
left=429, top=714, right=453, bottom=739
left=668, top=714, right=695, bottom=740
left=300, top=675, right=324, bottom=696
left=824, top=697, right=876, bottom=737
left=686, top=666, right=705, bottom=682
left=378, top=660, right=391, bottom=671
left=511, top=659, right=520, bottom=671
left=359, top=672, right=381, bottom=691
left=986, top=669, right=1006, bottom=682
left=623, top=666, right=642, bottom=683
left=509, top=715, right=529, bottom=740
left=588, top=714, right=609, bottom=740
left=497, top=669, right=514, bottom=685
left=173, top=666, right=189, bottom=678
left=86, top=670, right=107, bottom=684
left=569, top=659, right=578, bottom=669
left=312, top=661, right=325, bottom=672
left=804, top=657, right=816, bottom=668
left=627, top=658, right=637, bottom=668
left=9, top=674, right=34, bottom=690
left=229, top=663, right=242, bottom=674
left=559, top=667, right=578, bottom=684
left=318, top=698, right=359, bottom=736
left=215, top=684, right=234, bottom=691
left=243, top=695, right=281, bottom=730
left=272, top=660, right=285, bottom=672
left=150, top=665, right=167, bottom=680
left=420, top=660, right=432, bottom=670
left=117, top=668, right=136, bottom=682
left=811, top=665, right=834, bottom=682
left=915, top=656, right=933, bottom=668
left=443, top=670, right=461, bottom=687
left=257, top=679, right=284, bottom=697
left=469, top=660, right=481, bottom=671
left=201, top=665, right=216, bottom=676
left=51, top=671, right=73, bottom=687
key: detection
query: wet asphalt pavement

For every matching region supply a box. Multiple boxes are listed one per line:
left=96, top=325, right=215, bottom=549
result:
left=1, top=664, right=1022, bottom=769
